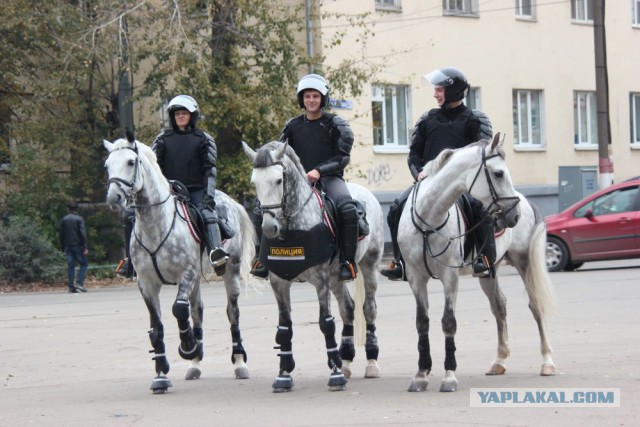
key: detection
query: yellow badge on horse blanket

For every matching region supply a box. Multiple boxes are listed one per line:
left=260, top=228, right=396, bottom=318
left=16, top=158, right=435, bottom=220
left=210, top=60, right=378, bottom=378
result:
left=259, top=223, right=336, bottom=280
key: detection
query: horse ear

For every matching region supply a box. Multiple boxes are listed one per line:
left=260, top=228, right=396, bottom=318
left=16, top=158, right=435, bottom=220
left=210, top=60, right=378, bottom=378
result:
left=241, top=141, right=257, bottom=163
left=125, top=128, right=135, bottom=144
left=273, top=140, right=288, bottom=161
left=490, top=132, right=501, bottom=151
left=103, top=139, right=113, bottom=152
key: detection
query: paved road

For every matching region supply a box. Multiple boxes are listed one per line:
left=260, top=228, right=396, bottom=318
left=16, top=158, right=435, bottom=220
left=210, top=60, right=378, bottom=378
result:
left=1, top=260, right=638, bottom=426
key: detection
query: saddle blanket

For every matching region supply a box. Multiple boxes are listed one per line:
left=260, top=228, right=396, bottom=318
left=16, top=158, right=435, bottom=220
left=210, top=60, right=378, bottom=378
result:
left=259, top=223, right=336, bottom=281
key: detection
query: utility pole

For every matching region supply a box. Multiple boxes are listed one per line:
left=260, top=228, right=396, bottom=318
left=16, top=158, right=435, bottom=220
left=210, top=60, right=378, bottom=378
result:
left=593, top=0, right=613, bottom=188
left=118, top=6, right=134, bottom=135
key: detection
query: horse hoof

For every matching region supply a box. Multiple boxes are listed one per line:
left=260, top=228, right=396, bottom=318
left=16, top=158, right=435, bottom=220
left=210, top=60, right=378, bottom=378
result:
left=364, top=361, right=381, bottom=378
left=486, top=363, right=507, bottom=375
left=150, top=375, right=172, bottom=393
left=272, top=373, right=293, bottom=392
left=540, top=363, right=556, bottom=376
left=408, top=380, right=428, bottom=392
left=235, top=365, right=250, bottom=379
left=328, top=370, right=347, bottom=391
left=185, top=366, right=201, bottom=380
left=439, top=380, right=458, bottom=392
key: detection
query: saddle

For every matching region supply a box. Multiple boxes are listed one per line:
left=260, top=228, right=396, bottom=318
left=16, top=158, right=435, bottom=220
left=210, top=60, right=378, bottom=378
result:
left=169, top=181, right=235, bottom=243
left=321, top=193, right=370, bottom=240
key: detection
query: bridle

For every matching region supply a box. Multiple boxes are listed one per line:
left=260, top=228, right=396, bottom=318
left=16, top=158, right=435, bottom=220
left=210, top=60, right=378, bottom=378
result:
left=106, top=144, right=170, bottom=210
left=410, top=144, right=521, bottom=277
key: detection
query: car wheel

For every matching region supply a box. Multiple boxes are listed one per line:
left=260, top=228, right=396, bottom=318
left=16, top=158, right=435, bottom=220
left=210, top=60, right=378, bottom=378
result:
left=563, top=262, right=584, bottom=272
left=546, top=236, right=569, bottom=272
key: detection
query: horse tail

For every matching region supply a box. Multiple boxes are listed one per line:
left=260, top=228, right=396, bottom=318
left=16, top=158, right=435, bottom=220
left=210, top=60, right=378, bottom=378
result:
left=233, top=200, right=257, bottom=285
left=524, top=220, right=557, bottom=320
left=353, top=274, right=366, bottom=346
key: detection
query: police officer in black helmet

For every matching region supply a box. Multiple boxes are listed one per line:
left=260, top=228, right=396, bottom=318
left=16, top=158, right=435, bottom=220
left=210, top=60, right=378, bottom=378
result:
left=156, top=94, right=229, bottom=270
left=381, top=67, right=495, bottom=281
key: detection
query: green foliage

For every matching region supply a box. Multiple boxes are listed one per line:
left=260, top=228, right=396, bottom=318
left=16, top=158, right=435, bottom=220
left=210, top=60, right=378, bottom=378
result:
left=0, top=216, right=64, bottom=284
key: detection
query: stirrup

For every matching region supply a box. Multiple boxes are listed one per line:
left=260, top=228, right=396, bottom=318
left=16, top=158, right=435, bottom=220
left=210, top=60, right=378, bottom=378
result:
left=116, top=258, right=132, bottom=278
left=210, top=247, right=229, bottom=267
left=472, top=255, right=492, bottom=278
left=338, top=262, right=357, bottom=282
left=250, top=260, right=269, bottom=279
left=381, top=259, right=406, bottom=281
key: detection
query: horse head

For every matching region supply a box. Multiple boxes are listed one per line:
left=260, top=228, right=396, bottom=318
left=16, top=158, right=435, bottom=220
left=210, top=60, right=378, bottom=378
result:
left=242, top=140, right=311, bottom=239
left=468, top=133, right=521, bottom=229
left=103, top=137, right=143, bottom=211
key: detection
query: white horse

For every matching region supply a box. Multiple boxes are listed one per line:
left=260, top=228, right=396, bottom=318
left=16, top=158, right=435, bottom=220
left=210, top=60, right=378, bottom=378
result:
left=399, top=134, right=556, bottom=393
left=242, top=141, right=385, bottom=392
left=104, top=135, right=256, bottom=393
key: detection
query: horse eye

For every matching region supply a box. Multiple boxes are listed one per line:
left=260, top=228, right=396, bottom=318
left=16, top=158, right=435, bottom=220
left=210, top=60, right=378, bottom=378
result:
left=276, top=178, right=282, bottom=185
left=494, top=170, right=504, bottom=179
left=128, top=159, right=135, bottom=167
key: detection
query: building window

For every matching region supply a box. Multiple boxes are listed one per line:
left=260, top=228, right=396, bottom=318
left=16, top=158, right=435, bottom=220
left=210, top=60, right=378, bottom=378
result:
left=516, top=0, right=535, bottom=19
left=571, top=0, right=593, bottom=23
left=513, top=89, right=544, bottom=147
left=632, top=93, right=640, bottom=145
left=574, top=91, right=598, bottom=146
left=634, top=0, right=640, bottom=26
left=372, top=84, right=411, bottom=148
left=376, top=0, right=401, bottom=11
left=443, top=0, right=478, bottom=17
left=466, top=87, right=481, bottom=111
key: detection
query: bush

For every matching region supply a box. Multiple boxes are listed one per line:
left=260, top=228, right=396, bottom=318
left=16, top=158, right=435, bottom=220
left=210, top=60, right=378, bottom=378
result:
left=0, top=216, right=64, bottom=283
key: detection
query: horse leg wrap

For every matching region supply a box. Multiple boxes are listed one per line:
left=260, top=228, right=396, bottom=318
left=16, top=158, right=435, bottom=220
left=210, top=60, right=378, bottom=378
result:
left=339, top=324, right=355, bottom=361
left=172, top=299, right=199, bottom=360
left=418, top=335, right=432, bottom=372
left=365, top=324, right=379, bottom=361
left=172, top=299, right=191, bottom=331
left=148, top=327, right=170, bottom=375
left=231, top=325, right=247, bottom=363
left=444, top=336, right=457, bottom=371
left=275, top=323, right=295, bottom=373
left=320, top=316, right=342, bottom=369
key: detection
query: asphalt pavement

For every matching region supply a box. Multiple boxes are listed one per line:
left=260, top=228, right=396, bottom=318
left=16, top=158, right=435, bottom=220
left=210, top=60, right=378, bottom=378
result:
left=1, top=260, right=638, bottom=426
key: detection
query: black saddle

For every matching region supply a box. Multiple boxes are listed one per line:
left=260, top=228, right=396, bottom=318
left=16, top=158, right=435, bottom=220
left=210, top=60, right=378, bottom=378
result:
left=456, top=194, right=502, bottom=261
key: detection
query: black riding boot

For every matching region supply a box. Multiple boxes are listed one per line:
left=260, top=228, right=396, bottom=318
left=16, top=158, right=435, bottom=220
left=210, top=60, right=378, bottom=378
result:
left=116, top=208, right=135, bottom=278
left=201, top=207, right=229, bottom=274
left=472, top=215, right=496, bottom=278
left=249, top=207, right=268, bottom=279
left=338, top=202, right=359, bottom=282
left=380, top=199, right=407, bottom=281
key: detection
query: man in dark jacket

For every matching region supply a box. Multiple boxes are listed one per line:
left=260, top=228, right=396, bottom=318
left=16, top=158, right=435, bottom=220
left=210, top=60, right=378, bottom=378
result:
left=59, top=201, right=89, bottom=293
left=381, top=67, right=494, bottom=281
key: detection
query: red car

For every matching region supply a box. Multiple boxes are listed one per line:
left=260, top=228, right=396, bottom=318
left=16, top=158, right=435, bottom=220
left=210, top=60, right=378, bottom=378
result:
left=545, top=178, right=640, bottom=271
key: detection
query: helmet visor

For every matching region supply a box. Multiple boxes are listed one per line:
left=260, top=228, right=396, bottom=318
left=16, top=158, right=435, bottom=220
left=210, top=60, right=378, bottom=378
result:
left=423, top=69, right=454, bottom=87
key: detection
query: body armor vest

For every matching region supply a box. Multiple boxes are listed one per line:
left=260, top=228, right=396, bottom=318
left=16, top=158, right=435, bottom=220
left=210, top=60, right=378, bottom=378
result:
left=160, top=130, right=206, bottom=190
left=287, top=114, right=341, bottom=177
left=421, top=108, right=474, bottom=164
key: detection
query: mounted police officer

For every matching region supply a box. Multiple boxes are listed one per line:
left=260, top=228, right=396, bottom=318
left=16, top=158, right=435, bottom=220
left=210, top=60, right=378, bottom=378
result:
left=251, top=74, right=359, bottom=282
left=381, top=67, right=495, bottom=281
left=116, top=95, right=229, bottom=276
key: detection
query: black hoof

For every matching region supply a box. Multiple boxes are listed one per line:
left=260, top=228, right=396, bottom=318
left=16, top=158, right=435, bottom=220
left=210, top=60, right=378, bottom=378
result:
left=328, top=370, right=347, bottom=391
left=272, top=373, right=293, bottom=392
left=150, top=374, right=172, bottom=394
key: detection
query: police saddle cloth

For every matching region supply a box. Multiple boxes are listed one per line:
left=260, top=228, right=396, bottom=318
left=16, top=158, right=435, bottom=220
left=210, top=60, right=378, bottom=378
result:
left=258, top=223, right=336, bottom=281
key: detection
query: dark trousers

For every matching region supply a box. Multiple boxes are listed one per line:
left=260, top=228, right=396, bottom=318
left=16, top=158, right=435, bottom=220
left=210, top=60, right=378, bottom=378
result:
left=65, top=245, right=88, bottom=288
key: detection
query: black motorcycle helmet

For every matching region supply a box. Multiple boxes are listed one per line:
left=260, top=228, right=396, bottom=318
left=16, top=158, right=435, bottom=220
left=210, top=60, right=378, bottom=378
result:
left=167, top=95, right=199, bottom=131
left=424, top=67, right=470, bottom=105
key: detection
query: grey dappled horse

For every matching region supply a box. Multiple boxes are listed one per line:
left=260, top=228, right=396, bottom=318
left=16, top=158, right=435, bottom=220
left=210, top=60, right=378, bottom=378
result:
left=399, top=134, right=556, bottom=393
left=104, top=136, right=256, bottom=393
left=242, top=141, right=384, bottom=392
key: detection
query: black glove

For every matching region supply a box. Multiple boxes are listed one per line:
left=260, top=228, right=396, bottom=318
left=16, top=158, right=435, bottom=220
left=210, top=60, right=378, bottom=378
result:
left=203, top=193, right=215, bottom=210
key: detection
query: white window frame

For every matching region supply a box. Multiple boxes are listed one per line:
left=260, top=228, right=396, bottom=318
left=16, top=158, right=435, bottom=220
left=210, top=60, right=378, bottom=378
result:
left=513, top=89, right=545, bottom=149
left=633, top=0, right=640, bottom=27
left=571, top=0, right=593, bottom=23
left=466, top=87, right=482, bottom=111
left=371, top=84, right=411, bottom=153
left=632, top=93, right=640, bottom=146
left=515, top=0, right=536, bottom=20
left=443, top=0, right=478, bottom=17
left=574, top=91, right=598, bottom=148
left=375, top=0, right=402, bottom=12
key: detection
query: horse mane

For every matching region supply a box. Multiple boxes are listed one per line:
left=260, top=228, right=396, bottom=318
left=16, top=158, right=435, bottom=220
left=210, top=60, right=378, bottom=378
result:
left=255, top=141, right=307, bottom=178
left=422, top=139, right=504, bottom=177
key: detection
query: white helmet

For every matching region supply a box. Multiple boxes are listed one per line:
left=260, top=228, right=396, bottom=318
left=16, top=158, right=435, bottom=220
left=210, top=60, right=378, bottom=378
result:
left=296, top=74, right=330, bottom=108
left=167, top=95, right=199, bottom=130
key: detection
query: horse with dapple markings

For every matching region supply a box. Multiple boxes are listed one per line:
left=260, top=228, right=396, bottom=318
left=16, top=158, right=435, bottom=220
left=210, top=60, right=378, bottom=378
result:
left=242, top=141, right=385, bottom=392
left=104, top=135, right=256, bottom=393
left=399, top=134, right=556, bottom=393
